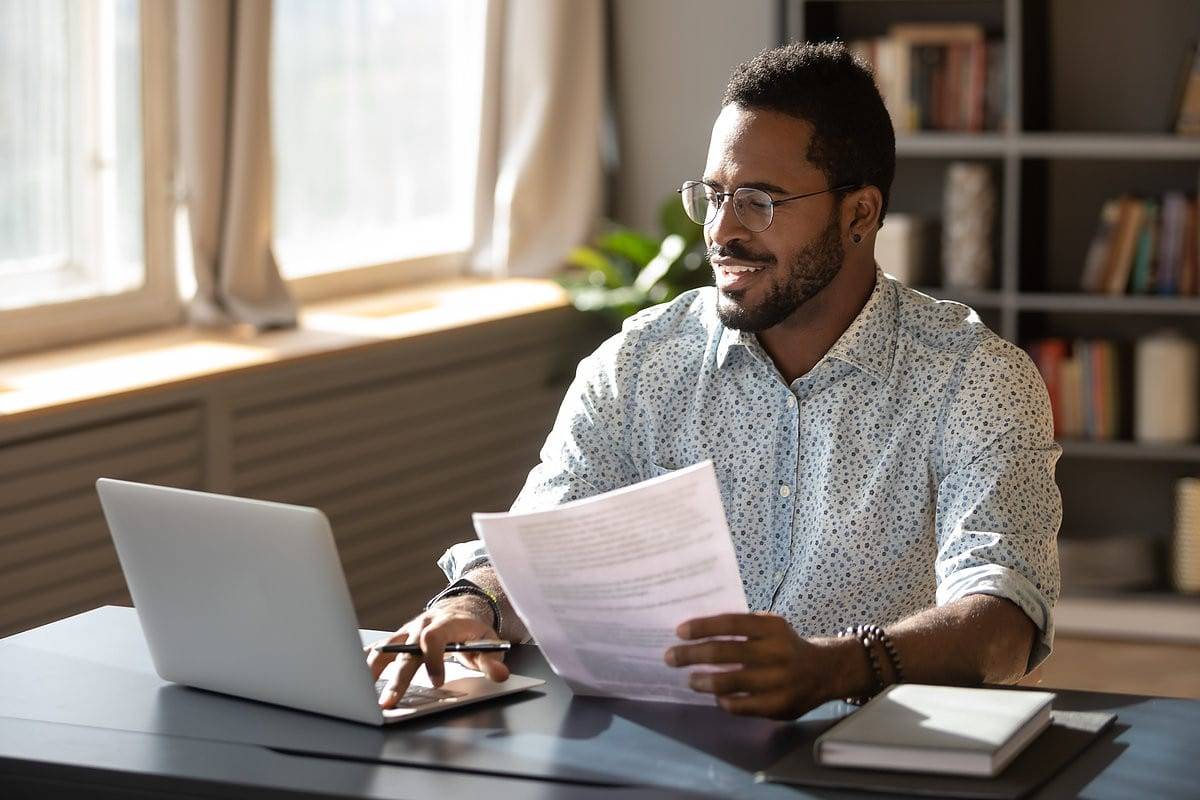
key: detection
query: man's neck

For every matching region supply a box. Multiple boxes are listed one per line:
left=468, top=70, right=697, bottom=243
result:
left=755, top=258, right=877, bottom=385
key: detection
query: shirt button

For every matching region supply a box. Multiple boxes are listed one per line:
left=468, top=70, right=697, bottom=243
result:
left=786, top=395, right=796, bottom=408
left=779, top=484, right=791, bottom=498
left=773, top=570, right=784, bottom=583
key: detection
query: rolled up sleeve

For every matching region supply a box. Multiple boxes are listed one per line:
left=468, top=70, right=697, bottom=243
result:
left=934, top=336, right=1063, bottom=671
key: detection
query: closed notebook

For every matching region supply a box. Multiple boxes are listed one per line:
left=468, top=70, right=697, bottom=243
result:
left=814, top=684, right=1055, bottom=778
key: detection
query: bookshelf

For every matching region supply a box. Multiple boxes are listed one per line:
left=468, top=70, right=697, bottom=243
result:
left=786, top=0, right=1200, bottom=602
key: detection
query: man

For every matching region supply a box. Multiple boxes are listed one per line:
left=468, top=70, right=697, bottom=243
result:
left=368, top=41, right=1061, bottom=720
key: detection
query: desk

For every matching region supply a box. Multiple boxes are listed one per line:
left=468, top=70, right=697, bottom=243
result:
left=1, top=607, right=1197, bottom=799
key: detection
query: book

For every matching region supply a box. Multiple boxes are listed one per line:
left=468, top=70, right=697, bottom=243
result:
left=1103, top=197, right=1146, bottom=295
left=1129, top=200, right=1158, bottom=294
left=1029, top=338, right=1067, bottom=436
left=1161, top=192, right=1189, bottom=294
left=1183, top=198, right=1199, bottom=295
left=813, top=684, right=1055, bottom=778
left=1080, top=199, right=1121, bottom=292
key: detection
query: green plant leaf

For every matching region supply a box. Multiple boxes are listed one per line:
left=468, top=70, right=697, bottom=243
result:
left=597, top=228, right=659, bottom=268
left=633, top=234, right=688, bottom=293
left=566, top=246, right=623, bottom=289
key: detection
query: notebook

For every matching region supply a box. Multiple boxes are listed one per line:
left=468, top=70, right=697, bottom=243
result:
left=814, top=684, right=1055, bottom=777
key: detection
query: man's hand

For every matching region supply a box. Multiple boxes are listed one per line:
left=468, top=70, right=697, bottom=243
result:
left=365, top=597, right=510, bottom=709
left=664, top=612, right=840, bottom=720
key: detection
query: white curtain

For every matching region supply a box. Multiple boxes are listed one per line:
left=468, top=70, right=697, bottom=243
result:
left=472, top=0, right=607, bottom=279
left=177, top=0, right=296, bottom=328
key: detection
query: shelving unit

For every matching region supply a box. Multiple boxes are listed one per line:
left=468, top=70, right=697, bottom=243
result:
left=787, top=0, right=1200, bottom=603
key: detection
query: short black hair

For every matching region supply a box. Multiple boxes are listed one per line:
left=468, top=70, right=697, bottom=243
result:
left=722, top=41, right=895, bottom=225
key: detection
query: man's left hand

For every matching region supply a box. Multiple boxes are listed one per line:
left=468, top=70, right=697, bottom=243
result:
left=664, top=612, right=834, bottom=720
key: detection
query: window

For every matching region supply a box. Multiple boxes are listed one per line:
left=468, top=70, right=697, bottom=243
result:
left=0, top=0, right=176, bottom=357
left=271, top=0, right=487, bottom=295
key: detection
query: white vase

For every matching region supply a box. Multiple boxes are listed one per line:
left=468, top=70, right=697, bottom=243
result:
left=942, top=162, right=995, bottom=289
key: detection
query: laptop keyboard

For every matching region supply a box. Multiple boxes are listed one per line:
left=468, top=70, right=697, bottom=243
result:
left=375, top=680, right=465, bottom=708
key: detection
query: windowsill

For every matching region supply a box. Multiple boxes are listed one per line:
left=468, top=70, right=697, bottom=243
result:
left=0, top=277, right=570, bottom=422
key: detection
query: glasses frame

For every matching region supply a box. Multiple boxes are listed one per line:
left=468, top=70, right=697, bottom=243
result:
left=677, top=180, right=862, bottom=232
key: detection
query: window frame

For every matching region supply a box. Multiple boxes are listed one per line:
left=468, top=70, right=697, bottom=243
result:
left=0, top=0, right=180, bottom=359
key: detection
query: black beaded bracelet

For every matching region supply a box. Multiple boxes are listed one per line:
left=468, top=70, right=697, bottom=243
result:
left=841, top=625, right=884, bottom=705
left=861, top=623, right=905, bottom=684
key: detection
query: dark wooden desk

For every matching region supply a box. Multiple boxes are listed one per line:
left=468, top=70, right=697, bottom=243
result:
left=1, top=607, right=1196, bottom=799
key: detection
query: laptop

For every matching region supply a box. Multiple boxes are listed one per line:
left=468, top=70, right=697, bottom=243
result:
left=95, top=478, right=543, bottom=726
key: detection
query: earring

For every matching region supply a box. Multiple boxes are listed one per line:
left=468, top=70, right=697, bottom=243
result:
left=852, top=233, right=862, bottom=243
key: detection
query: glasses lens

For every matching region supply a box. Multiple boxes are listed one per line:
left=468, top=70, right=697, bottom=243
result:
left=680, top=182, right=714, bottom=225
left=732, top=188, right=773, bottom=232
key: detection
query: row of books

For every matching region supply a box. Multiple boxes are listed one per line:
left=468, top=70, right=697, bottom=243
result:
left=1027, top=338, right=1119, bottom=441
left=1080, top=193, right=1199, bottom=296
left=848, top=23, right=1005, bottom=133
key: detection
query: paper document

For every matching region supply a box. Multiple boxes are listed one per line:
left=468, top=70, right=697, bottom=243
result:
left=473, top=461, right=748, bottom=704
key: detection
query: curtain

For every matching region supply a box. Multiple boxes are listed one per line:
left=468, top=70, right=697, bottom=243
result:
left=176, top=0, right=295, bottom=328
left=472, top=0, right=607, bottom=279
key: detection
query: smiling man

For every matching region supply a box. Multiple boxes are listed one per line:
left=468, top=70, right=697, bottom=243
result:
left=369, top=41, right=1062, bottom=720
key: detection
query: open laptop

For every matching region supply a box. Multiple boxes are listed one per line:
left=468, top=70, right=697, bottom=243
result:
left=95, top=478, right=543, bottom=726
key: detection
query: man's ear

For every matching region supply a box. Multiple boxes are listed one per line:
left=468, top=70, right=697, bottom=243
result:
left=843, top=185, right=883, bottom=242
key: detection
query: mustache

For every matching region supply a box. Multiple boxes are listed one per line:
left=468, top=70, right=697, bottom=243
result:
left=707, top=243, right=774, bottom=265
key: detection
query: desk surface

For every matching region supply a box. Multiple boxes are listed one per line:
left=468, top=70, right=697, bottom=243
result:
left=1, top=606, right=1198, bottom=799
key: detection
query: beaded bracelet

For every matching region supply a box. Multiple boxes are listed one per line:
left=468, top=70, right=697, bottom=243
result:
left=841, top=624, right=905, bottom=705
left=841, top=625, right=884, bottom=705
left=861, top=623, right=905, bottom=684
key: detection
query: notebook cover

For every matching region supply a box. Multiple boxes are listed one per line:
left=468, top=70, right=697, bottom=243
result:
left=758, top=710, right=1116, bottom=800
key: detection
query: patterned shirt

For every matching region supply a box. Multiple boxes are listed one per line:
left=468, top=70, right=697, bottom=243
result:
left=440, top=266, right=1062, bottom=668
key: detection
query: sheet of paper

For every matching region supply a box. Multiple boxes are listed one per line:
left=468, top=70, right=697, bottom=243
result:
left=473, top=460, right=748, bottom=704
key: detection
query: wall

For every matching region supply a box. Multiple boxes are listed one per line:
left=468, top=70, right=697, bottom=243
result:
left=610, top=0, right=776, bottom=234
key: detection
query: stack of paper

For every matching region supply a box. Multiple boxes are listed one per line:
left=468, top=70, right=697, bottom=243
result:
left=473, top=461, right=748, bottom=704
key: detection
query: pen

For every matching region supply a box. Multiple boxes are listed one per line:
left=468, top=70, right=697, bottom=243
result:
left=376, top=640, right=511, bottom=654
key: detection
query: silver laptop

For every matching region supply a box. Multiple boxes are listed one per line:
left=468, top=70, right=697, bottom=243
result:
left=95, top=478, right=543, bottom=726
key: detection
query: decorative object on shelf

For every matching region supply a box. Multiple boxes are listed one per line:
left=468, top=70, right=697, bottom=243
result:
left=874, top=213, right=930, bottom=286
left=1173, top=477, right=1200, bottom=593
left=1058, top=536, right=1158, bottom=594
left=1173, top=41, right=1200, bottom=135
left=1135, top=331, right=1199, bottom=444
left=941, top=162, right=994, bottom=290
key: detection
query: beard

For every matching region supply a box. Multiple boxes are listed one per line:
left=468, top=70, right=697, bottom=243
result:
left=714, top=213, right=845, bottom=332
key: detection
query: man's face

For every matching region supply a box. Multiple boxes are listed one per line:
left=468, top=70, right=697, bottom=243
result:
left=703, top=104, right=845, bottom=332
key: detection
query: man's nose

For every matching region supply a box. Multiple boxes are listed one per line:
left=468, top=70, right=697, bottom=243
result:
left=707, top=196, right=750, bottom=247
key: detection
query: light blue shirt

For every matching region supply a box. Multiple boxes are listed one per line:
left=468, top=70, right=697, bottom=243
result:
left=441, top=267, right=1062, bottom=668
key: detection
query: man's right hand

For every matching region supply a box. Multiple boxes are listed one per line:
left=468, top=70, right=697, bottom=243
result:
left=365, top=597, right=510, bottom=709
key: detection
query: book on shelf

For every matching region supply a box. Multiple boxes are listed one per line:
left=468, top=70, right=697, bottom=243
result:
left=1028, top=338, right=1119, bottom=441
left=848, top=23, right=1004, bottom=134
left=1079, top=192, right=1200, bottom=296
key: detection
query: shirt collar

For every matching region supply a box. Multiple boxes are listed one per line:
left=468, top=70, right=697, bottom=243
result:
left=715, top=265, right=898, bottom=381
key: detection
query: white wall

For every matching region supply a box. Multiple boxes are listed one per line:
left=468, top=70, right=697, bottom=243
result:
left=610, top=0, right=776, bottom=234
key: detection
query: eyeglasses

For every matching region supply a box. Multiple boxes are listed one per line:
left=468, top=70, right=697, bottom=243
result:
left=677, top=180, right=860, bottom=233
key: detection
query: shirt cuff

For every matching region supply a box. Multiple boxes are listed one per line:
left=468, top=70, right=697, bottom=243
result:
left=936, top=563, right=1056, bottom=673
left=437, top=540, right=490, bottom=581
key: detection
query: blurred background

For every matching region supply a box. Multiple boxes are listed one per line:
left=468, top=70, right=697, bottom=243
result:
left=2, top=0, right=1199, bottom=698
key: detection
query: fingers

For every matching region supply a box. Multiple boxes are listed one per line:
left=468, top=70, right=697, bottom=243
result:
left=379, top=654, right=424, bottom=709
left=685, top=666, right=785, bottom=696
left=367, top=630, right=408, bottom=680
left=676, top=612, right=786, bottom=641
left=665, top=639, right=764, bottom=668
left=461, top=652, right=510, bottom=683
